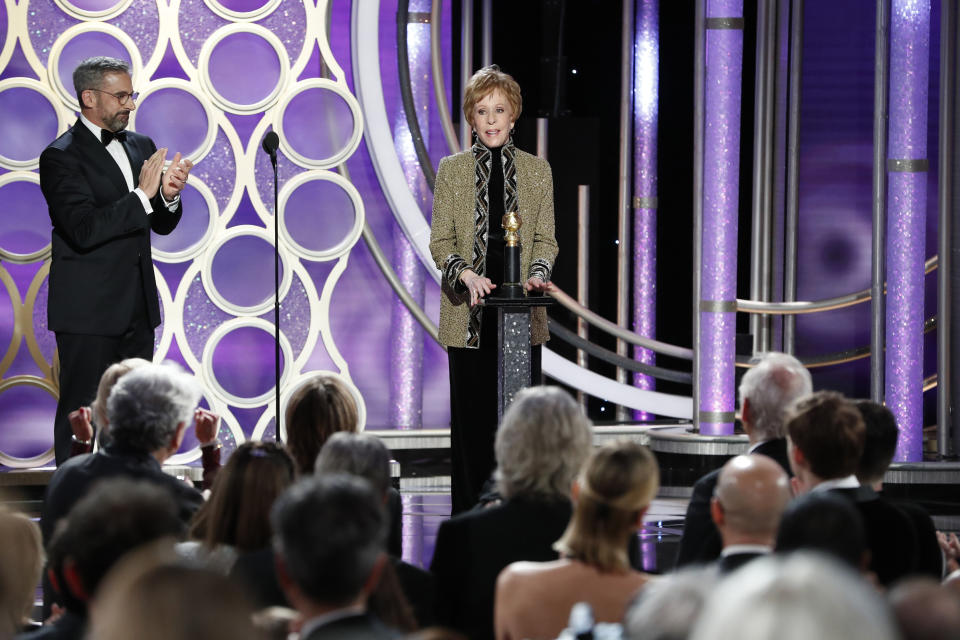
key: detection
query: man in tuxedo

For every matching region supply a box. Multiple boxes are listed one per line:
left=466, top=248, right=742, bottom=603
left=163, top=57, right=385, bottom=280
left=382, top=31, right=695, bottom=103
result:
left=711, top=454, right=790, bottom=574
left=39, top=56, right=192, bottom=464
left=676, top=352, right=811, bottom=567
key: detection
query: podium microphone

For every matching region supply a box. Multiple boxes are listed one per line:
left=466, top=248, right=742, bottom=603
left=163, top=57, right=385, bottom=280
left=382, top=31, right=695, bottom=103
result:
left=261, top=131, right=279, bottom=166
left=263, top=130, right=281, bottom=442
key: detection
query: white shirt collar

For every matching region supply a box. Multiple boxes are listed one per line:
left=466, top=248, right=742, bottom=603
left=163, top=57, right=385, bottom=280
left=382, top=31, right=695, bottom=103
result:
left=297, top=604, right=365, bottom=638
left=79, top=113, right=108, bottom=141
left=721, top=544, right=772, bottom=557
left=811, top=475, right=860, bottom=492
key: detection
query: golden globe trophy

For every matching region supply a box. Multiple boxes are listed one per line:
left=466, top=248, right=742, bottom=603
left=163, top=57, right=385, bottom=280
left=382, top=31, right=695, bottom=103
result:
left=500, top=210, right=524, bottom=299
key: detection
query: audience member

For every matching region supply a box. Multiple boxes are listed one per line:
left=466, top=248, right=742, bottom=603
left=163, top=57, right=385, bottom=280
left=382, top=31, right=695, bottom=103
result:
left=888, top=577, right=960, bottom=640
left=430, top=386, right=593, bottom=639
left=19, top=480, right=183, bottom=640
left=688, top=552, right=899, bottom=640
left=622, top=566, right=719, bottom=640
left=285, top=373, right=359, bottom=476
left=271, top=474, right=400, bottom=639
left=0, top=510, right=43, bottom=637
left=855, top=399, right=942, bottom=578
left=774, top=491, right=868, bottom=571
left=676, top=352, right=811, bottom=566
left=710, top=454, right=790, bottom=573
left=494, top=439, right=659, bottom=640
left=41, top=363, right=204, bottom=547
left=787, top=390, right=917, bottom=585
left=180, top=441, right=295, bottom=574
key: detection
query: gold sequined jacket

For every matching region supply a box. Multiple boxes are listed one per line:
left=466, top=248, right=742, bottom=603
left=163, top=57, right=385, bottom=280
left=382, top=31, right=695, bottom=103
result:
left=429, top=148, right=558, bottom=349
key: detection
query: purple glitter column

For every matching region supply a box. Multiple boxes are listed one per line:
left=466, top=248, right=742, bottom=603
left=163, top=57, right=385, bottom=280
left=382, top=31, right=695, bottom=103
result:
left=698, top=0, right=744, bottom=435
left=885, top=0, right=930, bottom=462
left=631, top=0, right=658, bottom=421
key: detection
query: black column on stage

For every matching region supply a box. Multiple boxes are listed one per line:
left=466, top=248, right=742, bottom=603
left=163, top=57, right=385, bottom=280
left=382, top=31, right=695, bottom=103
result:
left=262, top=131, right=281, bottom=443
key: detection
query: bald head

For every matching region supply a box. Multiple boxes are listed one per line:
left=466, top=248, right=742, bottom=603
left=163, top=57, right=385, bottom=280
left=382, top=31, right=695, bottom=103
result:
left=889, top=578, right=960, bottom=640
left=712, top=455, right=791, bottom=546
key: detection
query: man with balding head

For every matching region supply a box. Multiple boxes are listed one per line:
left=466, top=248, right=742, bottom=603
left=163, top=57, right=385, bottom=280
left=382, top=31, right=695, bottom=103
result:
left=677, top=352, right=811, bottom=566
left=711, top=455, right=791, bottom=573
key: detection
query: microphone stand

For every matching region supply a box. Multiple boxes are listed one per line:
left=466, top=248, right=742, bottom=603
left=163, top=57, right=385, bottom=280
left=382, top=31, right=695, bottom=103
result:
left=262, top=133, right=281, bottom=443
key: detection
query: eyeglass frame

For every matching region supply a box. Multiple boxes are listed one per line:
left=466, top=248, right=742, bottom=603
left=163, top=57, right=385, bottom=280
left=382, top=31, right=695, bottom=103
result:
left=86, top=88, right=139, bottom=106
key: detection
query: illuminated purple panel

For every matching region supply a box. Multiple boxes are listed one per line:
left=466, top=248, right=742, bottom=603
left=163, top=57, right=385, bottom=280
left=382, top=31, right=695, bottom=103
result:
left=282, top=88, right=354, bottom=160
left=207, top=32, right=281, bottom=105
left=885, top=0, right=929, bottom=462
left=284, top=180, right=355, bottom=253
left=68, top=0, right=125, bottom=10
left=0, top=89, right=58, bottom=162
left=211, top=325, right=284, bottom=399
left=0, top=181, right=49, bottom=256
left=210, top=235, right=285, bottom=309
left=151, top=182, right=210, bottom=254
left=698, top=0, right=743, bottom=436
left=57, top=32, right=131, bottom=96
left=134, top=88, right=208, bottom=157
left=0, top=279, right=12, bottom=356
left=0, top=385, right=55, bottom=458
left=260, top=274, right=309, bottom=357
left=181, top=275, right=233, bottom=363
left=30, top=279, right=55, bottom=365
left=26, top=2, right=79, bottom=69
left=216, top=0, right=271, bottom=11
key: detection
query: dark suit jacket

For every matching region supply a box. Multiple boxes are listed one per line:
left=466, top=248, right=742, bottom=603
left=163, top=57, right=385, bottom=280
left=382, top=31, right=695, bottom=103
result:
left=717, top=550, right=767, bottom=574
left=676, top=438, right=791, bottom=568
left=890, top=498, right=943, bottom=578
left=430, top=496, right=572, bottom=640
left=39, top=119, right=181, bottom=336
left=301, top=612, right=400, bottom=640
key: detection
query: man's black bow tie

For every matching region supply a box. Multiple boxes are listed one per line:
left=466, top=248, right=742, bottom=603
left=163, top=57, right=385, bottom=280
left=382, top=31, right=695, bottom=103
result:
left=100, top=129, right=127, bottom=145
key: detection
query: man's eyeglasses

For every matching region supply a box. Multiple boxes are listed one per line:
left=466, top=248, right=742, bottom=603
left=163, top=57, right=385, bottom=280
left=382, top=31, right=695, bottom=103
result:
left=88, top=89, right=139, bottom=106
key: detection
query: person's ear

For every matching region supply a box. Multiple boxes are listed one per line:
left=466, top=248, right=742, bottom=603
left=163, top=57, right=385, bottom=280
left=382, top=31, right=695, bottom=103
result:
left=634, top=506, right=648, bottom=530
left=741, top=398, right=752, bottom=428
left=62, top=558, right=89, bottom=602
left=710, top=496, right=725, bottom=527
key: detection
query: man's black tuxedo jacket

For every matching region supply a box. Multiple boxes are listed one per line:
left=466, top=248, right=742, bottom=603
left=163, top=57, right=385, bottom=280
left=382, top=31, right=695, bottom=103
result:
left=39, top=120, right=181, bottom=336
left=675, top=438, right=792, bottom=568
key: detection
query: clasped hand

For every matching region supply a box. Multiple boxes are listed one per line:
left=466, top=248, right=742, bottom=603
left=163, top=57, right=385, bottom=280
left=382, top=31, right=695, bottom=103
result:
left=138, top=148, right=194, bottom=200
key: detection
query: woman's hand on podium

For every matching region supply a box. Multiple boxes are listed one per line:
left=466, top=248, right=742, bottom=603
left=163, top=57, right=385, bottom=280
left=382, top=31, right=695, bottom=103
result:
left=460, top=269, right=496, bottom=307
left=524, top=276, right=553, bottom=294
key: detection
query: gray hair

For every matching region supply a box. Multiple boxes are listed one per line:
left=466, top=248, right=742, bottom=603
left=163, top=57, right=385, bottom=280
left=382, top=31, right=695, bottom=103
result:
left=106, top=363, right=200, bottom=453
left=689, top=553, right=898, bottom=640
left=624, top=567, right=719, bottom=640
left=314, top=432, right=391, bottom=497
left=494, top=386, right=593, bottom=500
left=73, top=56, right=130, bottom=104
left=738, top=352, right=812, bottom=440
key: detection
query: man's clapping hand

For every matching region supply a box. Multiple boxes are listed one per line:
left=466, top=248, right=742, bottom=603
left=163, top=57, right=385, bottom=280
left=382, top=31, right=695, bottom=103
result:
left=161, top=152, right=193, bottom=200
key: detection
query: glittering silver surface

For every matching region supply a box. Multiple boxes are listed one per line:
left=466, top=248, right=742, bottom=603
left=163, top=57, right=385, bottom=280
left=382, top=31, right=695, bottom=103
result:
left=112, top=1, right=160, bottom=64
left=498, top=309, right=531, bottom=420
left=182, top=273, right=233, bottom=361
left=191, top=128, right=237, bottom=212
left=27, top=1, right=79, bottom=66
left=631, top=0, right=658, bottom=420
left=885, top=0, right=929, bottom=462
left=257, top=271, right=309, bottom=356
left=698, top=0, right=743, bottom=435
left=177, top=0, right=229, bottom=67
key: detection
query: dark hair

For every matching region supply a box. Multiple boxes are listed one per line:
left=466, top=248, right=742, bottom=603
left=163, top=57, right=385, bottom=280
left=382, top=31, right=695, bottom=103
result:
left=314, top=432, right=390, bottom=497
left=775, top=492, right=866, bottom=570
left=284, top=374, right=358, bottom=475
left=786, top=391, right=865, bottom=479
left=271, top=474, right=386, bottom=606
left=188, top=441, right=295, bottom=551
left=58, top=480, right=182, bottom=602
left=73, top=56, right=130, bottom=105
left=854, top=400, right=899, bottom=484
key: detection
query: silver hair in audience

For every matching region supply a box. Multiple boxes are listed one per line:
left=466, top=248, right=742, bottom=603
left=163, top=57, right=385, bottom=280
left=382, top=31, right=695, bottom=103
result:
left=494, top=386, right=593, bottom=500
left=738, top=352, right=812, bottom=441
left=623, top=566, right=719, bottom=640
left=315, top=432, right=391, bottom=497
left=107, top=363, right=201, bottom=453
left=689, top=552, right=898, bottom=640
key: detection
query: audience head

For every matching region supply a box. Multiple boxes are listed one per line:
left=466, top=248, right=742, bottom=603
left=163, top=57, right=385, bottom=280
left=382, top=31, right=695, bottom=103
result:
left=554, top=439, right=659, bottom=572
left=622, top=566, right=719, bottom=640
left=188, top=441, right=295, bottom=552
left=106, top=363, right=200, bottom=459
left=91, top=357, right=150, bottom=430
left=315, top=432, right=391, bottom=498
left=775, top=491, right=867, bottom=570
left=271, top=474, right=387, bottom=610
left=738, top=352, right=812, bottom=442
left=52, top=479, right=182, bottom=611
left=711, top=455, right=790, bottom=547
left=888, top=577, right=960, bottom=640
left=0, top=509, right=43, bottom=636
left=91, top=544, right=259, bottom=640
left=689, top=553, right=898, bottom=640
left=786, top=391, right=864, bottom=488
left=494, top=386, right=593, bottom=501
left=854, top=400, right=899, bottom=486
left=284, top=373, right=359, bottom=475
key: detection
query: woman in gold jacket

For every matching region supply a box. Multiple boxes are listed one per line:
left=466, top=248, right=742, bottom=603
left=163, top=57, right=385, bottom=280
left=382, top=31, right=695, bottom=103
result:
left=429, top=65, right=558, bottom=513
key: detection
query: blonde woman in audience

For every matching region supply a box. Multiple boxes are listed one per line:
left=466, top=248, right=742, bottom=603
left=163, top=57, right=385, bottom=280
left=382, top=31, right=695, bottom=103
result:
left=284, top=373, right=359, bottom=476
left=494, top=439, right=659, bottom=640
left=0, top=509, right=43, bottom=638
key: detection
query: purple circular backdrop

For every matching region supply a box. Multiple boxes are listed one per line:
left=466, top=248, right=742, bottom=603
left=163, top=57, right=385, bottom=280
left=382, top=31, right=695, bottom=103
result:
left=0, top=181, right=50, bottom=255
left=31, top=278, right=55, bottom=365
left=211, top=325, right=285, bottom=398
left=207, top=32, right=281, bottom=105
left=284, top=180, right=355, bottom=253
left=0, top=385, right=55, bottom=458
left=58, top=32, right=132, bottom=99
left=65, top=0, right=127, bottom=10
left=210, top=235, right=285, bottom=308
left=134, top=88, right=209, bottom=157
left=216, top=0, right=273, bottom=11
left=151, top=182, right=210, bottom=255
left=0, top=89, right=59, bottom=162
left=0, top=280, right=13, bottom=357
left=282, top=88, right=354, bottom=160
